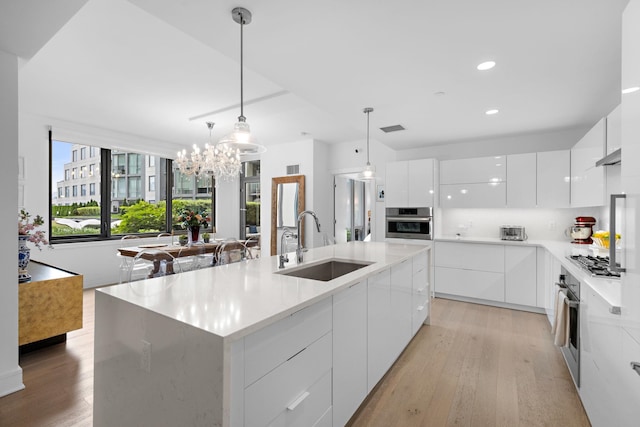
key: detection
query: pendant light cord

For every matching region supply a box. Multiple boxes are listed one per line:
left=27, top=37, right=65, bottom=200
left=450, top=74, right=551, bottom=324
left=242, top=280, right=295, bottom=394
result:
left=239, top=13, right=245, bottom=122
left=366, top=110, right=371, bottom=165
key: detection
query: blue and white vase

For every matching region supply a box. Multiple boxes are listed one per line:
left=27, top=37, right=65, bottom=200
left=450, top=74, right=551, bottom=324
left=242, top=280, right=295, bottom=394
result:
left=18, top=234, right=31, bottom=282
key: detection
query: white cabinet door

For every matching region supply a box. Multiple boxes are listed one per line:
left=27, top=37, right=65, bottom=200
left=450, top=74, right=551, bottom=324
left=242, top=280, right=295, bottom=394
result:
left=435, top=242, right=504, bottom=273
left=580, top=288, right=623, bottom=427
left=537, top=150, right=570, bottom=208
left=504, top=246, right=537, bottom=307
left=386, top=159, right=435, bottom=207
left=367, top=269, right=392, bottom=392
left=408, top=159, right=435, bottom=207
left=507, top=153, right=536, bottom=208
left=412, top=253, right=430, bottom=336
left=333, top=281, right=367, bottom=427
left=606, top=103, right=622, bottom=154
left=385, top=161, right=408, bottom=207
left=390, top=259, right=413, bottom=358
left=440, top=156, right=506, bottom=185
left=571, top=118, right=606, bottom=207
left=619, top=328, right=640, bottom=425
left=440, top=182, right=506, bottom=208
left=435, top=267, right=505, bottom=302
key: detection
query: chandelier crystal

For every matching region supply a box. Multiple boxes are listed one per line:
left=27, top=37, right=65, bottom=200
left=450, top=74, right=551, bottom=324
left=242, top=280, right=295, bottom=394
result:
left=175, top=122, right=242, bottom=181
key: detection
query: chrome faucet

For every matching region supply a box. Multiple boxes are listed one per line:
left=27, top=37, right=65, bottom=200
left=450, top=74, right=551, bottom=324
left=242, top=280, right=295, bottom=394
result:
left=296, top=210, right=321, bottom=263
left=278, top=228, right=294, bottom=269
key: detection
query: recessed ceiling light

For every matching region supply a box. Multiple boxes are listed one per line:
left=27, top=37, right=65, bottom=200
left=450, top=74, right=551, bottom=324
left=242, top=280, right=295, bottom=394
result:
left=477, top=61, right=496, bottom=71
left=485, top=109, right=499, bottom=115
left=622, top=86, right=640, bottom=94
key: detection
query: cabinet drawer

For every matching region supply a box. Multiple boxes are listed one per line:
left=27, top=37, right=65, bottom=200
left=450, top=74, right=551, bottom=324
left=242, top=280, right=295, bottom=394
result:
left=412, top=293, right=429, bottom=335
left=244, top=332, right=332, bottom=427
left=435, top=267, right=505, bottom=302
left=435, top=242, right=504, bottom=272
left=244, top=297, right=332, bottom=386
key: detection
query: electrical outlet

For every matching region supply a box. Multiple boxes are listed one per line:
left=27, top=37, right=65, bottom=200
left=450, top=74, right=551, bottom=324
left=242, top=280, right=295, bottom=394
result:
left=141, top=340, right=151, bottom=373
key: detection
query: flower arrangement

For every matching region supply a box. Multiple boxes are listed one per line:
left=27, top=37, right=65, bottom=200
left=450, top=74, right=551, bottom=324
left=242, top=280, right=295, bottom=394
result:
left=592, top=230, right=621, bottom=249
left=177, top=208, right=210, bottom=229
left=18, top=209, right=50, bottom=250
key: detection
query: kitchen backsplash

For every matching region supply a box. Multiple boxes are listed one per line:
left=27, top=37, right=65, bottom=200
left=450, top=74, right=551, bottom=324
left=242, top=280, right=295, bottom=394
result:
left=439, top=207, right=602, bottom=241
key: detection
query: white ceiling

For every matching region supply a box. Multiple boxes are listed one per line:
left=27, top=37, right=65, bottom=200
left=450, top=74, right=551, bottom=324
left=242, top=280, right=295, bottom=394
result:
left=7, top=0, right=630, bottom=154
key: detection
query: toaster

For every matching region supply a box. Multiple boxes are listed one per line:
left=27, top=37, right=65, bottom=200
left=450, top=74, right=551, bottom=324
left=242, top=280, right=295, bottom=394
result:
left=500, top=225, right=527, bottom=241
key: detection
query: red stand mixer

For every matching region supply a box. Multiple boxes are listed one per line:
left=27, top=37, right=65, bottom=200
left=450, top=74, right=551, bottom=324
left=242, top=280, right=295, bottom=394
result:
left=566, top=216, right=597, bottom=244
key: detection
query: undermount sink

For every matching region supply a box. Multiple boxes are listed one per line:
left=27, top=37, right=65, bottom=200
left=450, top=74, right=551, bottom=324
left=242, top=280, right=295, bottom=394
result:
left=276, top=259, right=373, bottom=282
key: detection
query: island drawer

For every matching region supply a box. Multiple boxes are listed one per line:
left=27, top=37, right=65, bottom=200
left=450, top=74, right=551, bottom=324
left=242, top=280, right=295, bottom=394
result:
left=412, top=252, right=428, bottom=275
left=244, top=296, right=332, bottom=387
left=435, top=242, right=504, bottom=272
left=244, top=331, right=332, bottom=427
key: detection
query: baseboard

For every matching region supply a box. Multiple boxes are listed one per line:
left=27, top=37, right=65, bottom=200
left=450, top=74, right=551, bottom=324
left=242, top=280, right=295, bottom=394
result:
left=0, top=366, right=25, bottom=397
left=435, top=293, right=546, bottom=314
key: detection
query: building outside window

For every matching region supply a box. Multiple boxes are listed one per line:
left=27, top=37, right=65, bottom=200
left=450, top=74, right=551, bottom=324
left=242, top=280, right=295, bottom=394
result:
left=89, top=183, right=96, bottom=196
left=81, top=184, right=86, bottom=197
left=72, top=150, right=77, bottom=162
left=90, top=146, right=96, bottom=157
left=80, top=147, right=86, bottom=160
left=65, top=169, right=70, bottom=180
left=72, top=167, right=77, bottom=179
left=80, top=165, right=86, bottom=178
left=72, top=185, right=77, bottom=197
left=89, top=164, right=95, bottom=177
left=149, top=176, right=156, bottom=192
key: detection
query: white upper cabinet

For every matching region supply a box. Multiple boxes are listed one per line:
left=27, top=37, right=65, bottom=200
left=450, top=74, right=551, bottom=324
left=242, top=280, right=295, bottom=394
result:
left=385, top=159, right=436, bottom=207
left=571, top=118, right=606, bottom=207
left=506, top=153, right=536, bottom=208
left=606, top=104, right=622, bottom=154
left=440, top=156, right=506, bottom=184
left=440, top=156, right=506, bottom=208
left=537, top=150, right=571, bottom=208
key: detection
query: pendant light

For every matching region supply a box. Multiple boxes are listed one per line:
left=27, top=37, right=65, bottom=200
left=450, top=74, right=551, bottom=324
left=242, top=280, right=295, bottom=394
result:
left=362, top=107, right=375, bottom=179
left=218, top=7, right=266, bottom=157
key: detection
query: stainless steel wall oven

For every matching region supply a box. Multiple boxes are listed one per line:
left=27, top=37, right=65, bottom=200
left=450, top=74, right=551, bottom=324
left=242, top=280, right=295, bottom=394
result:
left=557, top=266, right=581, bottom=387
left=385, top=207, right=433, bottom=240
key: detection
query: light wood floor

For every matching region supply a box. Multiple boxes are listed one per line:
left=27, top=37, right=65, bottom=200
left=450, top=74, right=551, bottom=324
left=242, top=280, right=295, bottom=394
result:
left=0, top=292, right=589, bottom=427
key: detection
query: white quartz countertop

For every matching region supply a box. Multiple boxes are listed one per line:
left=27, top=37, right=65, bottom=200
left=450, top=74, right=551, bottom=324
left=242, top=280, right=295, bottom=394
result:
left=435, top=236, right=621, bottom=309
left=98, top=241, right=428, bottom=342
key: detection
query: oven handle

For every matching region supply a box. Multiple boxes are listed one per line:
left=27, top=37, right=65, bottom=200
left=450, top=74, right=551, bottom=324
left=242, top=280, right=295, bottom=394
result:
left=386, top=216, right=432, bottom=222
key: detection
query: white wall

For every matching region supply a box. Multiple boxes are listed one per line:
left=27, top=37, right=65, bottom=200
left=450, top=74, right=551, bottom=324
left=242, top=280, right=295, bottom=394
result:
left=440, top=207, right=602, bottom=241
left=0, top=48, right=24, bottom=397
left=260, top=139, right=316, bottom=257
left=397, top=127, right=589, bottom=161
left=312, top=141, right=332, bottom=248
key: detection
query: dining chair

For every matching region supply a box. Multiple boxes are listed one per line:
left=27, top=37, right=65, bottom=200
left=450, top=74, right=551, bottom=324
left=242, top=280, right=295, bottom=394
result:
left=127, top=248, right=183, bottom=282
left=244, top=235, right=261, bottom=259
left=215, top=238, right=250, bottom=266
left=117, top=235, right=141, bottom=283
left=177, top=242, right=211, bottom=271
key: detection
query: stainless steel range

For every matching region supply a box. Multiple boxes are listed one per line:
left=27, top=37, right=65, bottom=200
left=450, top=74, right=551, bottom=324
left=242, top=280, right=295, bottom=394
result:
left=567, top=255, right=621, bottom=279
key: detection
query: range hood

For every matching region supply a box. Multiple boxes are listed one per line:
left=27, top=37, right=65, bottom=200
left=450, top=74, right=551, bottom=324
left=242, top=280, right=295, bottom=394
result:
left=596, top=148, right=621, bottom=167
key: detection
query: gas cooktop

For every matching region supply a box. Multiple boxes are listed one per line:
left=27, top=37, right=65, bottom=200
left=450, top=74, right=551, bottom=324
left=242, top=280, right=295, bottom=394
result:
left=567, top=255, right=621, bottom=279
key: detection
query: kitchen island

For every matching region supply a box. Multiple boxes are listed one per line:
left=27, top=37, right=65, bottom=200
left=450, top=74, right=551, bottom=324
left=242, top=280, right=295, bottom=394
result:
left=93, top=241, right=430, bottom=427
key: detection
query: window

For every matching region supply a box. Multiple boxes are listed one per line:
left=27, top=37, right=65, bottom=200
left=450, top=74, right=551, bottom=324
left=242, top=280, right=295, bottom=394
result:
left=72, top=150, right=77, bottom=162
left=171, top=167, right=214, bottom=232
left=128, top=177, right=141, bottom=199
left=51, top=139, right=176, bottom=240
left=240, top=160, right=260, bottom=239
left=128, top=153, right=142, bottom=175
left=64, top=169, right=70, bottom=180
left=80, top=147, right=86, bottom=160
left=148, top=156, right=155, bottom=167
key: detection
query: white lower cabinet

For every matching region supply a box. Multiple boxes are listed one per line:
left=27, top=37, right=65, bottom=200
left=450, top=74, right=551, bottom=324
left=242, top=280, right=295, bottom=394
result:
left=367, top=268, right=392, bottom=392
left=332, top=281, right=367, bottom=427
left=390, top=259, right=413, bottom=359
left=244, top=333, right=332, bottom=427
left=412, top=252, right=430, bottom=336
left=580, top=287, right=623, bottom=427
left=504, top=246, right=537, bottom=306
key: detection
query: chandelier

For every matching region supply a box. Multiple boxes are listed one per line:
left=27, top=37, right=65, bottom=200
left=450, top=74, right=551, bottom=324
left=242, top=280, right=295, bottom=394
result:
left=175, top=122, right=242, bottom=181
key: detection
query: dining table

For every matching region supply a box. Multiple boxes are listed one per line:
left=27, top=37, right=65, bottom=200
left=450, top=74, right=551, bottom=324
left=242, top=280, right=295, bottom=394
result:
left=117, top=239, right=259, bottom=277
